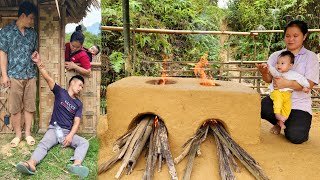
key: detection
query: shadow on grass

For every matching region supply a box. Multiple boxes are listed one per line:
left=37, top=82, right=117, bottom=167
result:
left=0, top=134, right=98, bottom=179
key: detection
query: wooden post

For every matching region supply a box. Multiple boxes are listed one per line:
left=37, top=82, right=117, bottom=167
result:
left=239, top=56, right=243, bottom=83
left=132, top=31, right=136, bottom=74
left=122, top=0, right=132, bottom=76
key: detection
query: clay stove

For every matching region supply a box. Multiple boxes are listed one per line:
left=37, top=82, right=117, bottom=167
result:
left=107, top=76, right=260, bottom=146
left=101, top=76, right=261, bottom=179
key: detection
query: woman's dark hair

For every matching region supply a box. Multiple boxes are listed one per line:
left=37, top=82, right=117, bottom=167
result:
left=18, top=1, right=38, bottom=17
left=75, top=25, right=82, bottom=32
left=279, top=50, right=295, bottom=64
left=69, top=75, right=85, bottom=85
left=70, top=25, right=85, bottom=45
left=284, top=20, right=308, bottom=35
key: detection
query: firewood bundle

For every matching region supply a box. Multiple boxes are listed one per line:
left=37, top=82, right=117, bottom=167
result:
left=175, top=120, right=269, bottom=180
left=98, top=115, right=178, bottom=180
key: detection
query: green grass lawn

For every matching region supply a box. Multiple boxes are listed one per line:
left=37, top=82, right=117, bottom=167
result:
left=0, top=134, right=98, bottom=179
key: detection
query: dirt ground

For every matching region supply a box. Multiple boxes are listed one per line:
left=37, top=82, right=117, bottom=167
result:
left=98, top=112, right=320, bottom=180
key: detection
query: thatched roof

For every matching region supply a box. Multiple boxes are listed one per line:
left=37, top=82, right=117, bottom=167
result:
left=63, top=0, right=100, bottom=23
left=0, top=0, right=99, bottom=23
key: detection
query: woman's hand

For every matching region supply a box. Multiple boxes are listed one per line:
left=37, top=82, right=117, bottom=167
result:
left=255, top=63, right=269, bottom=74
left=65, top=61, right=75, bottom=70
left=256, top=63, right=272, bottom=83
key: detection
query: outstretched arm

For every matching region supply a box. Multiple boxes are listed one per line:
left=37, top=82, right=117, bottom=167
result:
left=31, top=51, right=55, bottom=90
left=255, top=63, right=272, bottom=83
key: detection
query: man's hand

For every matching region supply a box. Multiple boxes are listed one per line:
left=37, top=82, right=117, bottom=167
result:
left=255, top=63, right=269, bottom=75
left=0, top=50, right=10, bottom=87
left=1, top=75, right=10, bottom=88
left=65, top=62, right=76, bottom=70
left=31, top=51, right=41, bottom=63
left=32, top=51, right=45, bottom=69
left=63, top=134, right=73, bottom=147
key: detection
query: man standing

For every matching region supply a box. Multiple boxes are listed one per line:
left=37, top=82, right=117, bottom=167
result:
left=0, top=1, right=38, bottom=147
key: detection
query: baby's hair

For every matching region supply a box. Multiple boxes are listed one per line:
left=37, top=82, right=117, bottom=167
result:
left=278, top=51, right=295, bottom=64
left=94, top=45, right=100, bottom=55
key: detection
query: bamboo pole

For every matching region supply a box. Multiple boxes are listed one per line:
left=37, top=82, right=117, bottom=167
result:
left=101, top=26, right=255, bottom=36
left=102, top=26, right=320, bottom=34
left=122, top=0, right=132, bottom=76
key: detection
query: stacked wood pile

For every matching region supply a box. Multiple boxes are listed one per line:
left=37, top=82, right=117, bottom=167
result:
left=175, top=120, right=269, bottom=180
left=98, top=115, right=177, bottom=180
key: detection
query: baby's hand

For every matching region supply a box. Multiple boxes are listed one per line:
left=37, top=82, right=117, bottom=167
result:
left=302, top=87, right=310, bottom=93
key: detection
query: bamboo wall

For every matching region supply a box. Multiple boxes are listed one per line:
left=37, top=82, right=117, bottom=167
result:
left=38, top=4, right=61, bottom=133
left=65, top=62, right=101, bottom=134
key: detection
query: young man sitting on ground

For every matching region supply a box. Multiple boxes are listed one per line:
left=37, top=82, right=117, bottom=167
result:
left=16, top=51, right=90, bottom=178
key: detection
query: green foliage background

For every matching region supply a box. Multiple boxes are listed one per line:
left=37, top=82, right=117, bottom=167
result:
left=226, top=0, right=320, bottom=61
left=65, top=30, right=101, bottom=49
left=100, top=0, right=320, bottom=85
left=101, top=0, right=224, bottom=83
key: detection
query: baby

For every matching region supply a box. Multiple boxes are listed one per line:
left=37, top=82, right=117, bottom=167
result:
left=266, top=50, right=310, bottom=130
left=87, top=45, right=100, bottom=56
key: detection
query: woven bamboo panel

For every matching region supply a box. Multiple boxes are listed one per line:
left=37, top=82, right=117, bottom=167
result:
left=64, top=64, right=101, bottom=134
left=0, top=89, right=14, bottom=133
left=0, top=10, right=17, bottom=28
left=38, top=4, right=61, bottom=133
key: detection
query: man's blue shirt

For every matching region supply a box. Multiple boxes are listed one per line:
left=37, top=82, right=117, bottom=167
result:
left=49, top=84, right=83, bottom=130
left=0, top=21, right=37, bottom=79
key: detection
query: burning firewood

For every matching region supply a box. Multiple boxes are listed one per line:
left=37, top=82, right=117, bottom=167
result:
left=174, top=125, right=208, bottom=164
left=213, top=132, right=236, bottom=180
left=112, top=128, right=134, bottom=152
left=143, top=116, right=178, bottom=180
left=210, top=122, right=269, bottom=180
left=175, top=120, right=269, bottom=180
left=98, top=115, right=177, bottom=180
